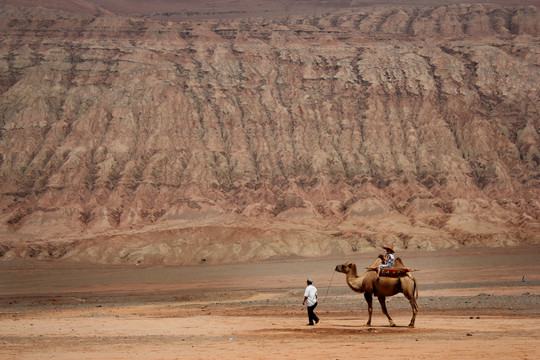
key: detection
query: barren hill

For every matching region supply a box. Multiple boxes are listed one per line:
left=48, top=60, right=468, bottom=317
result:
left=0, top=2, right=539, bottom=265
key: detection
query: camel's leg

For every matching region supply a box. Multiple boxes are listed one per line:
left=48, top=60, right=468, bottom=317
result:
left=364, top=293, right=373, bottom=326
left=377, top=296, right=395, bottom=327
left=403, top=277, right=419, bottom=328
left=403, top=293, right=418, bottom=328
left=407, top=298, right=418, bottom=328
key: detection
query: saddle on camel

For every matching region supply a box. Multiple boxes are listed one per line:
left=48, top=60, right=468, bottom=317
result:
left=378, top=266, right=412, bottom=277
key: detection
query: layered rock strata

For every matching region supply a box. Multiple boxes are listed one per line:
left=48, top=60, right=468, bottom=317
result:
left=0, top=3, right=539, bottom=264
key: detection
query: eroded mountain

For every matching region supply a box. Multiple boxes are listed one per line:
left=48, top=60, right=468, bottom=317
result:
left=0, top=3, right=539, bottom=264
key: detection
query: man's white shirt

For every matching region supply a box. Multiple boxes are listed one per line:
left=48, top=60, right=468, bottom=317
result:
left=304, top=284, right=318, bottom=306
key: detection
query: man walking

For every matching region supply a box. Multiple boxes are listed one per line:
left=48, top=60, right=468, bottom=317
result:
left=302, top=278, right=319, bottom=326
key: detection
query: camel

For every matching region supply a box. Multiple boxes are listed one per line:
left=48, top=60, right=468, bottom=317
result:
left=335, top=255, right=419, bottom=327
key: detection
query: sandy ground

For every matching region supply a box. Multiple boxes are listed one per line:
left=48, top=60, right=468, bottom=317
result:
left=1, top=246, right=539, bottom=359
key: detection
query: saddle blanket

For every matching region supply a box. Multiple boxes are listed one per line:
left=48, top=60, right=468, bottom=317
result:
left=380, top=268, right=411, bottom=277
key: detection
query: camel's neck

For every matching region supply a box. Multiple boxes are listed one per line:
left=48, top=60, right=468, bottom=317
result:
left=346, top=264, right=367, bottom=292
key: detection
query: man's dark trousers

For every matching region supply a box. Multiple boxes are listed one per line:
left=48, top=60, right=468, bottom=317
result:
left=307, top=302, right=319, bottom=325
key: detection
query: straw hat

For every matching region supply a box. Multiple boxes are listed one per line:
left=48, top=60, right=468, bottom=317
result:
left=383, top=246, right=394, bottom=253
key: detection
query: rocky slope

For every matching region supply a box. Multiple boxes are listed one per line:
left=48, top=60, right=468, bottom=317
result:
left=0, top=3, right=539, bottom=264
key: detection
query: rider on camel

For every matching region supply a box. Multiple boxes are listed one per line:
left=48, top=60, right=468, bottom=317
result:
left=377, top=245, right=395, bottom=280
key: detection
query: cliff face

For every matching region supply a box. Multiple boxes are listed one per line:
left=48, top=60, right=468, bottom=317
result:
left=0, top=3, right=539, bottom=264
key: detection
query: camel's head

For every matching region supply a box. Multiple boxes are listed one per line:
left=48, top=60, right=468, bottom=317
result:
left=335, top=262, right=355, bottom=274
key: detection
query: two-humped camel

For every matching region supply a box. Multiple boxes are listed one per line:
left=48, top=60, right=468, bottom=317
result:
left=335, top=255, right=419, bottom=327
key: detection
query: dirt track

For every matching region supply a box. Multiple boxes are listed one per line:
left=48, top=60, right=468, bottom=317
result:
left=1, top=246, right=539, bottom=359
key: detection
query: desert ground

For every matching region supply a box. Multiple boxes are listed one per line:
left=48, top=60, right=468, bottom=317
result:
left=1, top=246, right=539, bottom=359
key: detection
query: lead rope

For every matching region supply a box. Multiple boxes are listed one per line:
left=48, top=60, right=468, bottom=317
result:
left=322, top=270, right=336, bottom=302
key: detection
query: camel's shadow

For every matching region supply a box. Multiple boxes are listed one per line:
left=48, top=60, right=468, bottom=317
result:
left=256, top=324, right=414, bottom=338
left=335, top=324, right=411, bottom=329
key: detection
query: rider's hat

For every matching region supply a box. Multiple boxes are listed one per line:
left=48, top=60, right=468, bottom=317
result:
left=383, top=245, right=394, bottom=253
